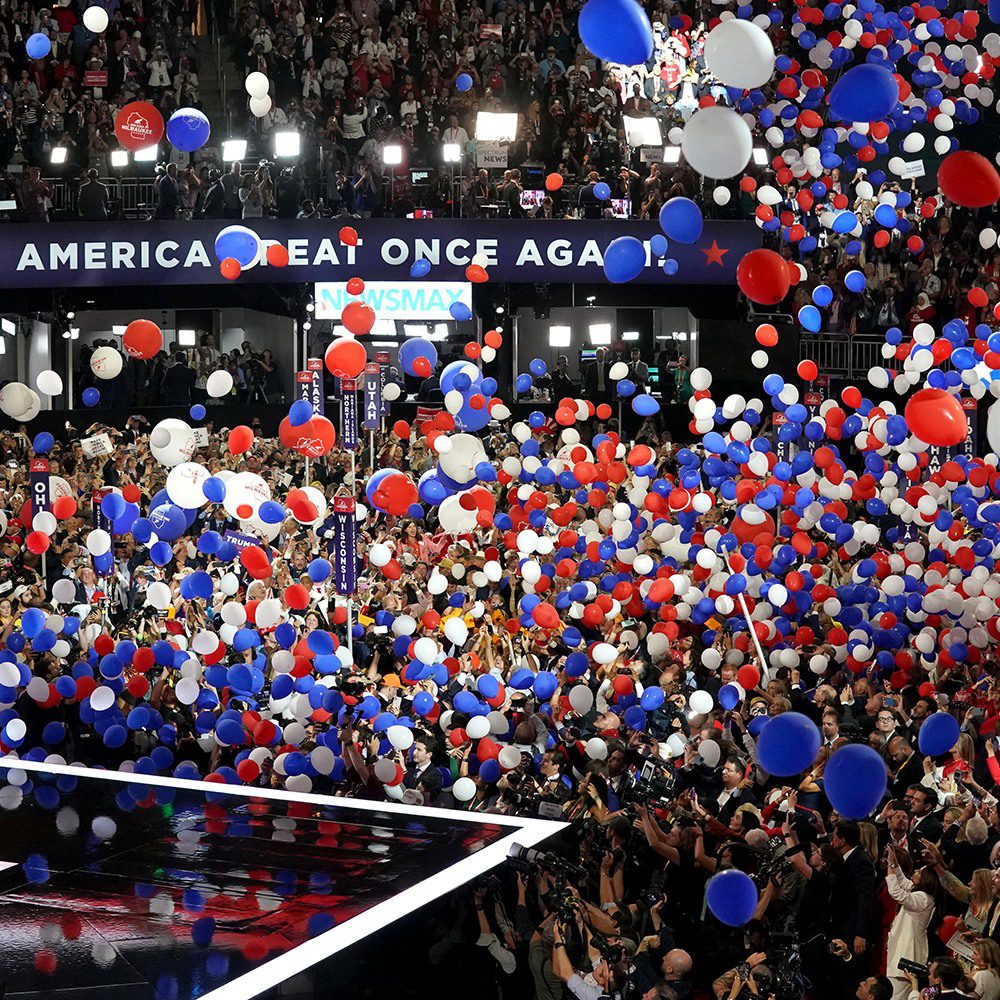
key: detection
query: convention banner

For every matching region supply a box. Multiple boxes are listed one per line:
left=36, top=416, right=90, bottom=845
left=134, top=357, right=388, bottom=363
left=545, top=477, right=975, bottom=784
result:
left=0, top=219, right=759, bottom=288
left=91, top=487, right=113, bottom=533
left=29, top=459, right=50, bottom=517
left=340, top=378, right=358, bottom=451
left=363, top=363, right=381, bottom=431
left=332, top=497, right=356, bottom=596
left=307, top=357, right=324, bottom=415
left=223, top=530, right=259, bottom=551
left=376, top=350, right=391, bottom=418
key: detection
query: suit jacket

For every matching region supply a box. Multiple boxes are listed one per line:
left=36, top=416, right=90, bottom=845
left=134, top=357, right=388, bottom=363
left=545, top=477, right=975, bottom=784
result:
left=830, top=847, right=876, bottom=942
left=717, top=786, right=758, bottom=828
left=909, top=811, right=943, bottom=844
left=890, top=753, right=924, bottom=799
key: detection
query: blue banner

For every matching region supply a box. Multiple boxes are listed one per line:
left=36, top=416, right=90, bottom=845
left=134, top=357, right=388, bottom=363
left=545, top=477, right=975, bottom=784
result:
left=91, top=488, right=113, bottom=533
left=29, top=459, right=49, bottom=517
left=341, top=378, right=358, bottom=451
left=363, top=363, right=381, bottom=431
left=0, top=219, right=759, bottom=288
left=224, top=530, right=259, bottom=551
left=332, top=497, right=356, bottom=596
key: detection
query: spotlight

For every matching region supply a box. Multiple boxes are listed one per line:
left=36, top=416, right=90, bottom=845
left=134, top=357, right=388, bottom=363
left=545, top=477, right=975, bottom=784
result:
left=49, top=146, right=68, bottom=165
left=549, top=325, right=571, bottom=347
left=274, top=131, right=300, bottom=158
left=305, top=301, right=315, bottom=313
left=134, top=144, right=158, bottom=162
left=495, top=305, right=505, bottom=315
left=662, top=146, right=681, bottom=164
left=66, top=310, right=75, bottom=320
left=623, top=117, right=662, bottom=147
left=589, top=323, right=612, bottom=345
left=753, top=147, right=768, bottom=166
left=475, top=112, right=518, bottom=142
left=443, top=143, right=462, bottom=163
left=110, top=150, right=129, bottom=168
left=303, top=320, right=312, bottom=331
left=382, top=144, right=403, bottom=166
left=622, top=331, right=640, bottom=341
left=222, top=138, right=248, bottom=161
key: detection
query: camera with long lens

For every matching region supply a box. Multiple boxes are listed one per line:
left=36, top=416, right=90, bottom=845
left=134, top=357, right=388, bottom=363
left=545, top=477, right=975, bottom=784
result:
left=619, top=756, right=677, bottom=807
left=767, top=931, right=809, bottom=1000
left=752, top=835, right=795, bottom=890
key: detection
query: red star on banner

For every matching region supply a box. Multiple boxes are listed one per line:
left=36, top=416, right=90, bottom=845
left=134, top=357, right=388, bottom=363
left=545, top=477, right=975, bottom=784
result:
left=701, top=240, right=729, bottom=266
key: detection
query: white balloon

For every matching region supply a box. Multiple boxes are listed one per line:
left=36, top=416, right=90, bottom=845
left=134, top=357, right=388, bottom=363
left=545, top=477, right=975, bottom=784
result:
left=609, top=361, right=629, bottom=380
left=90, top=346, right=123, bottom=380
left=369, top=543, right=392, bottom=567
left=245, top=71, right=270, bottom=98
left=466, top=715, right=490, bottom=739
left=52, top=578, right=77, bottom=604
left=86, top=529, right=111, bottom=556
left=82, top=5, right=109, bottom=32
left=444, top=617, right=469, bottom=646
left=387, top=724, right=414, bottom=751
left=568, top=685, right=594, bottom=714
left=681, top=107, right=753, bottom=179
left=0, top=382, right=33, bottom=419
left=206, top=369, right=234, bottom=398
left=249, top=95, right=273, bottom=118
left=713, top=185, right=732, bottom=205
left=699, top=740, right=722, bottom=768
left=498, top=746, right=522, bottom=769
left=383, top=382, right=402, bottom=402
left=452, top=776, right=476, bottom=802
left=146, top=581, right=172, bottom=610
left=585, top=737, right=608, bottom=760
left=175, top=677, right=200, bottom=705
left=90, top=686, right=116, bottom=711
left=689, top=690, right=714, bottom=714
left=150, top=418, right=197, bottom=468
left=36, top=370, right=63, bottom=396
left=32, top=511, right=57, bottom=535
left=414, top=637, right=439, bottom=663
left=166, top=463, right=210, bottom=509
left=704, top=19, right=775, bottom=89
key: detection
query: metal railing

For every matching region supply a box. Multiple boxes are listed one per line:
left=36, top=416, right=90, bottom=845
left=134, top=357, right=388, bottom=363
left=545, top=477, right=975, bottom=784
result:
left=43, top=176, right=157, bottom=220
left=800, top=333, right=900, bottom=380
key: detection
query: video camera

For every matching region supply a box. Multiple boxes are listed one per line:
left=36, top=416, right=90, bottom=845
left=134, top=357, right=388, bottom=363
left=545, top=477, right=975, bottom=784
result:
left=619, top=756, right=677, bottom=807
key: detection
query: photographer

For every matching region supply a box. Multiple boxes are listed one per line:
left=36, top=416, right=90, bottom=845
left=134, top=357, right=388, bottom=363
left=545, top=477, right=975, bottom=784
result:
left=551, top=916, right=623, bottom=1000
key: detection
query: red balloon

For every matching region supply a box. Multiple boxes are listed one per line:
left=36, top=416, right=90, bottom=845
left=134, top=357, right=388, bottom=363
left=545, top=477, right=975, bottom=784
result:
left=392, top=420, right=411, bottom=439
left=347, top=277, right=365, bottom=295
left=240, top=545, right=272, bottom=580
left=545, top=172, right=563, bottom=191
left=236, top=759, right=260, bottom=782
left=904, top=388, right=968, bottom=447
left=325, top=337, right=366, bottom=378
left=736, top=665, right=760, bottom=691
left=339, top=226, right=358, bottom=246
left=465, top=264, right=489, bottom=283
left=755, top=323, right=778, bottom=347
left=372, top=472, right=419, bottom=516
left=731, top=512, right=776, bottom=545
left=228, top=425, right=254, bottom=455
left=938, top=151, right=1000, bottom=208
left=412, top=356, right=432, bottom=378
left=114, top=101, right=164, bottom=151
left=266, top=243, right=289, bottom=267
left=938, top=914, right=960, bottom=947
left=797, top=359, right=818, bottom=381
left=220, top=257, right=241, bottom=281
left=342, top=300, right=376, bottom=336
left=532, top=603, right=559, bottom=629
left=294, top=415, right=336, bottom=458
left=122, top=319, right=162, bottom=359
left=736, top=249, right=791, bottom=305
left=52, top=495, right=77, bottom=519
left=26, top=530, right=50, bottom=554
left=284, top=583, right=310, bottom=610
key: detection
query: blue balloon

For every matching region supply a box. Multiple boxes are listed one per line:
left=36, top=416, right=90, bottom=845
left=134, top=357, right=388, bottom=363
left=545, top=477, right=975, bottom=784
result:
left=456, top=72, right=473, bottom=92
left=213, top=226, right=260, bottom=267
left=33, top=432, right=54, bottom=454
left=289, top=399, right=313, bottom=426
left=798, top=304, right=822, bottom=332
left=640, top=687, right=665, bottom=711
left=631, top=393, right=660, bottom=416
left=449, top=301, right=473, bottom=322
left=26, top=32, right=51, bottom=59
left=410, top=258, right=431, bottom=278
left=149, top=503, right=187, bottom=542
left=756, top=712, right=820, bottom=776
left=603, top=236, right=646, bottom=284
left=719, top=683, right=742, bottom=710
left=101, top=492, right=126, bottom=521
left=824, top=744, right=887, bottom=819
left=659, top=197, right=703, bottom=244
left=82, top=387, right=100, bottom=407
left=812, top=284, right=833, bottom=307
left=258, top=500, right=286, bottom=524
left=918, top=711, right=960, bottom=756
left=594, top=181, right=611, bottom=201
left=828, top=64, right=898, bottom=123
left=844, top=269, right=866, bottom=293
left=399, top=337, right=438, bottom=377
left=189, top=404, right=206, bottom=421
left=203, top=477, right=226, bottom=503
left=308, top=558, right=332, bottom=582
left=705, top=870, right=758, bottom=927
left=650, top=233, right=668, bottom=257
left=579, top=0, right=653, bottom=65
left=166, top=107, right=211, bottom=152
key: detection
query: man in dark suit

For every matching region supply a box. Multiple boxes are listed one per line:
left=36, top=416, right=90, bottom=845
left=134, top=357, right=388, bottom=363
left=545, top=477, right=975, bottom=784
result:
left=403, top=736, right=442, bottom=803
left=583, top=347, right=613, bottom=406
left=904, top=784, right=943, bottom=843
left=830, top=820, right=876, bottom=967
left=888, top=737, right=924, bottom=798
left=716, top=757, right=758, bottom=828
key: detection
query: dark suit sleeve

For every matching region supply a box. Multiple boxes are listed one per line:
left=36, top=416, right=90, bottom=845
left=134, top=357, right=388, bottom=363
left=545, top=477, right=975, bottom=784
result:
left=850, top=856, right=876, bottom=939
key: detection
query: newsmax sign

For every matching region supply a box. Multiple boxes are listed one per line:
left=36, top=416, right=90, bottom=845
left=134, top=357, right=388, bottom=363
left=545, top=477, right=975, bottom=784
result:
left=314, top=281, right=472, bottom=321
left=0, top=219, right=759, bottom=288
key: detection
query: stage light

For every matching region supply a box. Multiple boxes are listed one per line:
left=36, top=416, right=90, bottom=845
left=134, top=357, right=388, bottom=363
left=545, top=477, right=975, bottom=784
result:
left=112, top=325, right=126, bottom=336
left=66, top=310, right=75, bottom=320
left=274, top=131, right=300, bottom=157
left=623, top=117, right=661, bottom=147
left=0, top=319, right=14, bottom=335
left=443, top=143, right=462, bottom=163
left=50, top=146, right=68, bottom=165
left=662, top=146, right=680, bottom=164
left=302, top=320, right=312, bottom=331
left=134, top=144, right=158, bottom=162
left=382, top=144, right=403, bottom=166
left=589, top=323, right=612, bottom=345
left=475, top=112, right=518, bottom=142
left=177, top=329, right=196, bottom=347
left=549, top=325, right=571, bottom=347
left=622, top=330, right=639, bottom=341
left=110, top=150, right=129, bottom=168
left=753, top=147, right=768, bottom=165
left=222, top=139, right=248, bottom=161
left=305, top=301, right=315, bottom=313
